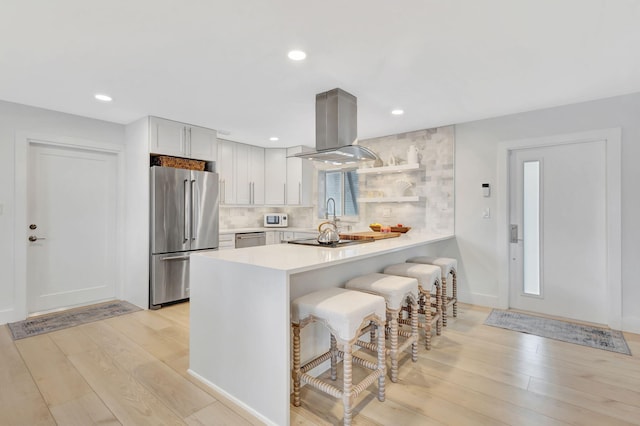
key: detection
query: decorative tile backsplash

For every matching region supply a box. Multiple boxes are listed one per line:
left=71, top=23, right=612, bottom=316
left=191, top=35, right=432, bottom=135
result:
left=219, top=125, right=454, bottom=235
left=353, top=125, right=455, bottom=234
left=219, top=205, right=315, bottom=230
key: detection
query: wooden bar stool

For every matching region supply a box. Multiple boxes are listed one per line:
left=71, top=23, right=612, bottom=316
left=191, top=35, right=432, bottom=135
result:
left=345, top=273, right=419, bottom=382
left=383, top=263, right=442, bottom=350
left=291, top=287, right=387, bottom=426
left=407, top=256, right=458, bottom=326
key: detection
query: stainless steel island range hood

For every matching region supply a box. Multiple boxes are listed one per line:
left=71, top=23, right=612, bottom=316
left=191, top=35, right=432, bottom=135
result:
left=291, top=88, right=379, bottom=165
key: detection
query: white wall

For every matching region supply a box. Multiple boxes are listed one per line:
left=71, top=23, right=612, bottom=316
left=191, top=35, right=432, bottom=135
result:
left=454, top=92, right=640, bottom=332
left=0, top=100, right=125, bottom=324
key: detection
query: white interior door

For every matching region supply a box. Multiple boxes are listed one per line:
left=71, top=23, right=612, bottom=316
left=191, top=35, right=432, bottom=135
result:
left=509, top=140, right=607, bottom=324
left=27, top=142, right=118, bottom=314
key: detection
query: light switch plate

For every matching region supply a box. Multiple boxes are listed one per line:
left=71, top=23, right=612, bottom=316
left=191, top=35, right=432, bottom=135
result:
left=382, top=208, right=391, bottom=218
left=482, top=207, right=491, bottom=219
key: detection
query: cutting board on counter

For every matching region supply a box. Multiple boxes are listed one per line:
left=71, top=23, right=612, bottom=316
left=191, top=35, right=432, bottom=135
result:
left=339, top=231, right=402, bottom=240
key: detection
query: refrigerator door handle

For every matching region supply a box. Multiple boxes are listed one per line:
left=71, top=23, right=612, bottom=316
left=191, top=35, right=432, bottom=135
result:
left=161, top=255, right=190, bottom=261
left=184, top=179, right=190, bottom=242
left=191, top=179, right=198, bottom=240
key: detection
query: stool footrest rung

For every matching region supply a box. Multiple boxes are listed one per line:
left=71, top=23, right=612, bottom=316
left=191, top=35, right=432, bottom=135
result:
left=355, top=340, right=378, bottom=352
left=301, top=373, right=343, bottom=399
left=301, top=351, right=336, bottom=374
left=352, top=370, right=383, bottom=396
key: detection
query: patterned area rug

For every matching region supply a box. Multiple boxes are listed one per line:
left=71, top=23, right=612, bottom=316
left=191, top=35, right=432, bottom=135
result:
left=7, top=300, right=141, bottom=340
left=484, top=310, right=631, bottom=355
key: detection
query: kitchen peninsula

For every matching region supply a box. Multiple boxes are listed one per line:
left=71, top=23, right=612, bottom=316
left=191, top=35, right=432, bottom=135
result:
left=189, top=232, right=454, bottom=425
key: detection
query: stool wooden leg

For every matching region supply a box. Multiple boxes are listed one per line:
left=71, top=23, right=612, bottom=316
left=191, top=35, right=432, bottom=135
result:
left=292, top=324, right=301, bottom=407
left=422, top=290, right=432, bottom=350
left=388, top=309, right=399, bottom=383
left=376, top=322, right=386, bottom=402
left=330, top=334, right=338, bottom=381
left=342, top=344, right=353, bottom=426
left=441, top=277, right=448, bottom=327
left=435, top=282, right=442, bottom=336
left=410, top=300, right=418, bottom=362
left=452, top=271, right=458, bottom=317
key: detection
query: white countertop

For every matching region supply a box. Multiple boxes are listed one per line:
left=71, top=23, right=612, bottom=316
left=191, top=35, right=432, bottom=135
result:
left=219, top=227, right=316, bottom=234
left=196, top=232, right=454, bottom=274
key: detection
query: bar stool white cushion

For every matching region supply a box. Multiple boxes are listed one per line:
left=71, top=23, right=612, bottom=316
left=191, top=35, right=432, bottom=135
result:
left=291, top=287, right=386, bottom=342
left=383, top=263, right=441, bottom=289
left=407, top=256, right=457, bottom=277
left=345, top=273, right=418, bottom=310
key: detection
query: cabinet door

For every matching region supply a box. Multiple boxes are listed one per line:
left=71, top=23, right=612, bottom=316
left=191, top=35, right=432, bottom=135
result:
left=189, top=125, right=217, bottom=161
left=286, top=146, right=314, bottom=205
left=234, top=143, right=251, bottom=205
left=264, top=148, right=287, bottom=204
left=150, top=117, right=187, bottom=157
left=217, top=140, right=235, bottom=204
left=265, top=231, right=277, bottom=245
left=250, top=146, right=265, bottom=205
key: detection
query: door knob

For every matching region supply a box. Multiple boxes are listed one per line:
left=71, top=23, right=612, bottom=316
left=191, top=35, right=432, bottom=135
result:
left=28, top=235, right=46, bottom=242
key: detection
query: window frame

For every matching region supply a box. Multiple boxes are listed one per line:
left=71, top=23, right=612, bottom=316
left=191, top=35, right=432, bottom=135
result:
left=318, top=168, right=360, bottom=221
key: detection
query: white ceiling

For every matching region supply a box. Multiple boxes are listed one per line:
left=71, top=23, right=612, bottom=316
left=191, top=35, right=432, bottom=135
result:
left=2, top=0, right=640, bottom=148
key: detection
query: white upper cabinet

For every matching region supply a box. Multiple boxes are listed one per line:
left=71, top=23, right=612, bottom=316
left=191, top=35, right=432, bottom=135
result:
left=286, top=146, right=314, bottom=206
left=189, top=125, right=218, bottom=162
left=235, top=144, right=264, bottom=205
left=264, top=148, right=287, bottom=205
left=149, top=116, right=217, bottom=161
left=217, top=139, right=235, bottom=205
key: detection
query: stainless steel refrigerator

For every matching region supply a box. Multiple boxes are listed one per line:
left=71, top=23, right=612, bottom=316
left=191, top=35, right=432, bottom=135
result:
left=150, top=166, right=219, bottom=308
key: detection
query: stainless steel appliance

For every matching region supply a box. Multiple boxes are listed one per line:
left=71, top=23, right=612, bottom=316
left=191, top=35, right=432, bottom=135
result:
left=289, top=88, right=380, bottom=164
left=150, top=166, right=219, bottom=308
left=264, top=213, right=288, bottom=227
left=235, top=232, right=266, bottom=248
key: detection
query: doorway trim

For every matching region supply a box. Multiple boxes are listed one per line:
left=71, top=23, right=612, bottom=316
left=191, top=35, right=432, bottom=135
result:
left=14, top=133, right=125, bottom=321
left=496, top=128, right=621, bottom=329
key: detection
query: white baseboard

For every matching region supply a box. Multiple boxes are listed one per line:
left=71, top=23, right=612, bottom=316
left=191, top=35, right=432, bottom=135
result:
left=458, top=291, right=500, bottom=308
left=622, top=316, right=640, bottom=334
left=187, top=369, right=278, bottom=426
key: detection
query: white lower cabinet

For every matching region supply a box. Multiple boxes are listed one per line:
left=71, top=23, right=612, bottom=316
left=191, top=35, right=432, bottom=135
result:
left=219, top=233, right=235, bottom=250
left=266, top=231, right=278, bottom=245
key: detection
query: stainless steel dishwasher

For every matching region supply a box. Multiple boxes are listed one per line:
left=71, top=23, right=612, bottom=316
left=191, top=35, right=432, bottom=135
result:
left=235, top=232, right=266, bottom=248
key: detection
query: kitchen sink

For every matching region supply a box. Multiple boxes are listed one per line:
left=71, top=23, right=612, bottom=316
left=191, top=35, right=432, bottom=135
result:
left=287, top=238, right=374, bottom=248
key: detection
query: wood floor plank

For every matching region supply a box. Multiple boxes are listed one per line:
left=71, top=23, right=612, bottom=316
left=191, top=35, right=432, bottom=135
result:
left=106, top=313, right=188, bottom=361
left=0, top=330, right=56, bottom=426
left=184, top=401, right=253, bottom=426
left=527, top=377, right=640, bottom=423
left=49, top=392, right=121, bottom=426
left=67, top=348, right=186, bottom=426
left=133, top=360, right=216, bottom=418
left=15, top=334, right=94, bottom=406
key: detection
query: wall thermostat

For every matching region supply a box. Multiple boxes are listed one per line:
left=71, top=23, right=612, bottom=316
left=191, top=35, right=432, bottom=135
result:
left=482, top=183, right=490, bottom=197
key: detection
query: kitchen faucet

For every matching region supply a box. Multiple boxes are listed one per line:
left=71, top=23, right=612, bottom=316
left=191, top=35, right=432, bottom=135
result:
left=326, top=197, right=337, bottom=224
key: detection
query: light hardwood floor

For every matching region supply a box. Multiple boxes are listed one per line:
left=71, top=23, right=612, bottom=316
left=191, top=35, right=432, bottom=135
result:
left=2, top=303, right=639, bottom=425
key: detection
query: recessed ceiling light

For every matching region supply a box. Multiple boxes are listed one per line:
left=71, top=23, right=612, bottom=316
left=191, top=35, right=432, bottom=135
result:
left=391, top=109, right=404, bottom=115
left=269, top=136, right=279, bottom=141
left=287, top=50, right=306, bottom=61
left=218, top=129, right=231, bottom=136
left=94, top=93, right=112, bottom=102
